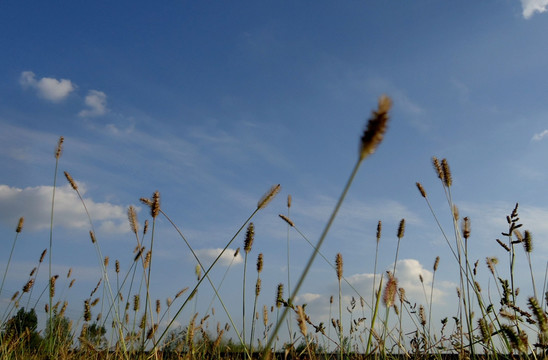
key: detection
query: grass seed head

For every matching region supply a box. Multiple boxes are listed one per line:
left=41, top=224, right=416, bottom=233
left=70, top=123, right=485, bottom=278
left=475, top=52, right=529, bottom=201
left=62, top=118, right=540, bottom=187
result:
left=39, top=249, right=47, bottom=263
left=432, top=157, right=444, bottom=181
left=128, top=206, right=139, bottom=235
left=16, top=217, right=24, bottom=233
left=244, top=222, right=255, bottom=253
left=524, top=230, right=533, bottom=253
left=257, top=184, right=281, bottom=210
left=376, top=220, right=382, bottom=243
left=397, top=219, right=405, bottom=239
left=416, top=182, right=427, bottom=198
left=64, top=171, right=78, bottom=191
left=55, top=136, right=64, bottom=159
left=276, top=283, right=284, bottom=308
left=335, top=253, right=343, bottom=281
left=383, top=273, right=398, bottom=308
left=360, top=95, right=391, bottom=160
left=279, top=214, right=294, bottom=227
left=462, top=217, right=470, bottom=239
left=441, top=158, right=452, bottom=187
left=433, top=256, right=440, bottom=271
left=151, top=191, right=160, bottom=218
left=257, top=253, right=264, bottom=273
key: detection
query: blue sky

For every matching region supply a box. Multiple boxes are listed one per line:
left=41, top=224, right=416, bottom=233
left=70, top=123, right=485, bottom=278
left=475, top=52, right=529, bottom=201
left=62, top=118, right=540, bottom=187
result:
left=2, top=0, right=548, bottom=349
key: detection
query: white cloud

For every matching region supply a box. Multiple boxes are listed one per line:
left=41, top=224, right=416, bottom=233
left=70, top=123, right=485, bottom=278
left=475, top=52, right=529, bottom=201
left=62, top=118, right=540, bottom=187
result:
left=294, top=292, right=322, bottom=304
left=532, top=129, right=548, bottom=141
left=194, top=248, right=243, bottom=266
left=521, top=0, right=548, bottom=18
left=79, top=90, right=108, bottom=117
left=19, top=71, right=75, bottom=102
left=0, top=184, right=129, bottom=233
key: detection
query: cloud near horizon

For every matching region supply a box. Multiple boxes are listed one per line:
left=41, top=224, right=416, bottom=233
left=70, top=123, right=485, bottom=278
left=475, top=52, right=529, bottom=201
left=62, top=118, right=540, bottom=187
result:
left=0, top=184, right=130, bottom=233
left=521, top=0, right=548, bottom=18
left=19, top=71, right=75, bottom=102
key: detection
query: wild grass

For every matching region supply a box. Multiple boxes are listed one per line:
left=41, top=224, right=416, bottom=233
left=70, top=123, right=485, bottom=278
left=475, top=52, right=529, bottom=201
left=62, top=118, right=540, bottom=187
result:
left=2, top=96, right=548, bottom=359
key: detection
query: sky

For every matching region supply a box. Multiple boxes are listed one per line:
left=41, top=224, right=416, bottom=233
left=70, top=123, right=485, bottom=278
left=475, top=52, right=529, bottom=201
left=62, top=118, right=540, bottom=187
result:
left=2, top=0, right=548, bottom=350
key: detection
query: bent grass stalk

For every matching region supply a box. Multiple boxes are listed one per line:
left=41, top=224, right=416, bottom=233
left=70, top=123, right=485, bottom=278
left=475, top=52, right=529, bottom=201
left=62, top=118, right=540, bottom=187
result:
left=153, top=184, right=280, bottom=357
left=63, top=171, right=128, bottom=357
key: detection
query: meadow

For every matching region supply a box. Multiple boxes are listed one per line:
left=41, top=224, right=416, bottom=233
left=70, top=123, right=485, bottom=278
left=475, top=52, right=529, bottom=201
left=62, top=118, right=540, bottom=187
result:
left=1, top=96, right=547, bottom=360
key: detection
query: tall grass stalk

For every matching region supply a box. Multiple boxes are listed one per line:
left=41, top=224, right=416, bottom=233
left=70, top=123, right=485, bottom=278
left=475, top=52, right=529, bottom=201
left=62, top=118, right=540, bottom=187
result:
left=264, top=96, right=391, bottom=359
left=0, top=217, right=24, bottom=300
left=47, top=136, right=64, bottom=354
left=242, top=222, right=255, bottom=347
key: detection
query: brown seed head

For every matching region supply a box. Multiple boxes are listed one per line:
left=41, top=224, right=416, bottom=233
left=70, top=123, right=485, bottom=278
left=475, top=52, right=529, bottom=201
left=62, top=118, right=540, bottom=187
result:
left=115, top=260, right=120, bottom=273
left=433, top=256, right=440, bottom=271
left=11, top=291, right=19, bottom=302
left=296, top=305, right=308, bottom=337
left=90, top=230, right=96, bottom=244
left=45, top=303, right=49, bottom=313
left=143, top=250, right=152, bottom=269
left=462, top=217, right=471, bottom=239
left=263, top=305, right=268, bottom=327
left=360, top=95, right=391, bottom=160
left=133, top=295, right=140, bottom=312
left=419, top=305, right=426, bottom=326
left=441, top=158, right=452, bottom=187
left=84, top=300, right=91, bottom=321
left=383, top=273, right=398, bottom=308
left=69, top=279, right=75, bottom=288
left=397, top=219, right=405, bottom=239
left=64, top=171, right=78, bottom=191
left=432, top=157, right=444, bottom=181
left=255, top=278, right=262, bottom=296
left=376, top=220, right=382, bottom=243
left=128, top=206, right=138, bottom=235
left=524, top=230, right=533, bottom=253
left=175, top=287, right=188, bottom=298
left=29, top=267, right=37, bottom=277
left=244, top=222, right=255, bottom=253
left=257, top=253, right=263, bottom=273
left=452, top=205, right=459, bottom=221
left=151, top=191, right=160, bottom=218
left=143, top=220, right=149, bottom=235
left=257, top=184, right=281, bottom=210
left=104, top=256, right=109, bottom=268
left=50, top=275, right=58, bottom=298
left=91, top=297, right=100, bottom=307
left=276, top=283, right=284, bottom=308
left=287, top=194, right=292, bottom=208
left=16, top=217, right=24, bottom=233
left=416, top=182, right=427, bottom=198
left=335, top=253, right=343, bottom=281
left=156, top=299, right=161, bottom=314
left=39, top=249, right=47, bottom=263
left=55, top=136, right=64, bottom=159
left=279, top=214, right=294, bottom=227
left=234, top=247, right=240, bottom=258
left=67, top=268, right=72, bottom=278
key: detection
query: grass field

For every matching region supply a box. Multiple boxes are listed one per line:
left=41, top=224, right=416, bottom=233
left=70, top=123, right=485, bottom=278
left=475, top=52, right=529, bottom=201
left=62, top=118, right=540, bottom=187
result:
left=2, top=96, right=547, bottom=360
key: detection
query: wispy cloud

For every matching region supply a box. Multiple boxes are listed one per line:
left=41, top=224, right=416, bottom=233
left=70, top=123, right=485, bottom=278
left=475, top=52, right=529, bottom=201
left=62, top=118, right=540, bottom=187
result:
left=532, top=129, right=548, bottom=141
left=194, top=248, right=243, bottom=266
left=79, top=90, right=108, bottom=117
left=521, top=0, right=548, bottom=19
left=0, top=184, right=129, bottom=233
left=19, top=71, right=75, bottom=102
